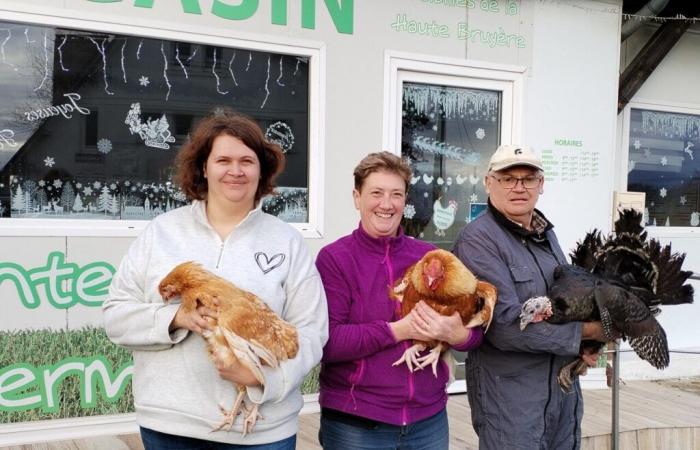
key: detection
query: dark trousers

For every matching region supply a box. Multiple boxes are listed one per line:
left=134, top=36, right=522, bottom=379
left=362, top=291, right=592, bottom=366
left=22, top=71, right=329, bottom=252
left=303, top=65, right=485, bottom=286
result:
left=140, top=427, right=296, bottom=450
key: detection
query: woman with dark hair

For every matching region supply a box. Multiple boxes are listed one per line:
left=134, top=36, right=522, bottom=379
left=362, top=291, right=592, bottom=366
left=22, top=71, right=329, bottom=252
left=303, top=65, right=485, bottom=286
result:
left=104, top=109, right=328, bottom=449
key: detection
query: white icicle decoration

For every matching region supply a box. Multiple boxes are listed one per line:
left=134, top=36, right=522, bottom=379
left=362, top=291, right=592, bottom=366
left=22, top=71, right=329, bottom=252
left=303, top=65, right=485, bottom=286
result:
left=0, top=29, right=15, bottom=69
left=33, top=32, right=50, bottom=92
left=228, top=51, right=238, bottom=86
left=175, top=45, right=189, bottom=79
left=403, top=85, right=499, bottom=120
left=58, top=35, right=69, bottom=72
left=120, top=40, right=127, bottom=82
left=89, top=37, right=114, bottom=95
left=276, top=56, right=285, bottom=86
left=212, top=48, right=228, bottom=95
left=260, top=55, right=270, bottom=109
left=161, top=42, right=171, bottom=101
left=641, top=110, right=700, bottom=138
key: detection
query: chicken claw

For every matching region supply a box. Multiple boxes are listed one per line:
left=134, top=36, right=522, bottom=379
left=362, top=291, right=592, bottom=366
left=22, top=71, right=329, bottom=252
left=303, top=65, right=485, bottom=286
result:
left=242, top=403, right=263, bottom=436
left=393, top=343, right=427, bottom=372
left=212, top=389, right=246, bottom=432
left=416, top=343, right=445, bottom=377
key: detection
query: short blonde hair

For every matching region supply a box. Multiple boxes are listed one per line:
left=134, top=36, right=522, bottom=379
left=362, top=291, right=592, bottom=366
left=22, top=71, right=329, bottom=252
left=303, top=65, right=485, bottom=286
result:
left=353, top=152, right=411, bottom=192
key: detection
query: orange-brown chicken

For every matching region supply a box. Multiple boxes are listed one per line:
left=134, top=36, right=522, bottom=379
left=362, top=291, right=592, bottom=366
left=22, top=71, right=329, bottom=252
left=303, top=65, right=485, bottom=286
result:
left=158, top=261, right=298, bottom=435
left=391, top=249, right=497, bottom=375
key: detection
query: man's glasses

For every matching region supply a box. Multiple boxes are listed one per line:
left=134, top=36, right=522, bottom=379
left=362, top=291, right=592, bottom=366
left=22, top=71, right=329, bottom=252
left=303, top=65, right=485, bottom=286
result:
left=489, top=175, right=542, bottom=190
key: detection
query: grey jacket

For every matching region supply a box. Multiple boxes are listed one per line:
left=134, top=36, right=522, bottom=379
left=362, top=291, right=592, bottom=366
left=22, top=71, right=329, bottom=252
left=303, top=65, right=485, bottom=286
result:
left=453, top=207, right=584, bottom=450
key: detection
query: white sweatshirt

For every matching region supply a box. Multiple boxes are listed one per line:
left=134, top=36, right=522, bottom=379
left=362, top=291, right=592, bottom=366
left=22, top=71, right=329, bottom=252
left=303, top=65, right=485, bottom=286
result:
left=103, top=200, right=328, bottom=444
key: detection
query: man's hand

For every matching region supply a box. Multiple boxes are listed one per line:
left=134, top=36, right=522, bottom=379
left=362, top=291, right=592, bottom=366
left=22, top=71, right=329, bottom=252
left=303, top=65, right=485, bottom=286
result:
left=581, top=346, right=602, bottom=367
left=582, top=321, right=620, bottom=342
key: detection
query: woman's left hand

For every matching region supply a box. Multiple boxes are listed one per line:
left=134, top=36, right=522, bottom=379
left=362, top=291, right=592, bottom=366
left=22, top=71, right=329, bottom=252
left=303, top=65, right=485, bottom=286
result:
left=411, top=301, right=468, bottom=346
left=212, top=354, right=262, bottom=387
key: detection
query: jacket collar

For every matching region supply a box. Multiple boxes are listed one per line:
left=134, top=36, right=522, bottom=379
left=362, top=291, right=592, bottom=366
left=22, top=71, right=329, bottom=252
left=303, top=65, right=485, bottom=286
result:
left=190, top=199, right=264, bottom=233
left=352, top=222, right=407, bottom=255
left=487, top=198, right=553, bottom=243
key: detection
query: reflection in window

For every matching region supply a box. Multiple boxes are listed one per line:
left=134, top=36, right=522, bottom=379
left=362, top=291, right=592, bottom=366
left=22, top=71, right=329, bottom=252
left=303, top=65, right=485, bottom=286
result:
left=400, top=82, right=501, bottom=248
left=627, top=108, right=700, bottom=227
left=0, top=21, right=310, bottom=222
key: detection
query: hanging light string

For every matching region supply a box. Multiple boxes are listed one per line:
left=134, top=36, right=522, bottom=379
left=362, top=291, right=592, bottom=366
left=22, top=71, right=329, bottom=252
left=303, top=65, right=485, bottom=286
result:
left=622, top=13, right=700, bottom=23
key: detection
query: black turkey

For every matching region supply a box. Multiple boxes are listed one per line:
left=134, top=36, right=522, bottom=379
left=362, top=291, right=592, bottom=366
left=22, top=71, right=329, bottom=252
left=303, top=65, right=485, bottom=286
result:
left=520, top=209, right=694, bottom=391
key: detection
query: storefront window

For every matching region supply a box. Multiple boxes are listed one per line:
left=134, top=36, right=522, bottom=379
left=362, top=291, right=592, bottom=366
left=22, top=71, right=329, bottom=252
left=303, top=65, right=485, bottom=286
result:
left=400, top=82, right=501, bottom=248
left=0, top=21, right=310, bottom=222
left=627, top=108, right=700, bottom=227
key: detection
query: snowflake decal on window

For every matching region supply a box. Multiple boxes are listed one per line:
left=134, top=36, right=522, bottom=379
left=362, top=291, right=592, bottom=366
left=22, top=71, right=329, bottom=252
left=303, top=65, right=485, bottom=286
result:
left=139, top=75, right=150, bottom=87
left=97, top=138, right=113, bottom=154
left=475, top=128, right=486, bottom=140
left=53, top=179, right=62, bottom=189
left=403, top=204, right=416, bottom=219
left=44, top=156, right=55, bottom=167
left=83, top=186, right=93, bottom=196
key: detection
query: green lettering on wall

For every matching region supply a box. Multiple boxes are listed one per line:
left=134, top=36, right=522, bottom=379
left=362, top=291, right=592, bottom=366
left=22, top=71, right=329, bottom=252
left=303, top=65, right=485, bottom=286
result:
left=302, top=0, right=354, bottom=34
left=0, top=357, right=133, bottom=413
left=0, top=252, right=116, bottom=310
left=271, top=0, right=288, bottom=25
left=211, top=0, right=259, bottom=21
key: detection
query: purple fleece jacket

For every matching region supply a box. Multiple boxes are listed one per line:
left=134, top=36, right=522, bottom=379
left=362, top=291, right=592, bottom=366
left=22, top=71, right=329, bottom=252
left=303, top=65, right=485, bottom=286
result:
left=315, top=224, right=484, bottom=426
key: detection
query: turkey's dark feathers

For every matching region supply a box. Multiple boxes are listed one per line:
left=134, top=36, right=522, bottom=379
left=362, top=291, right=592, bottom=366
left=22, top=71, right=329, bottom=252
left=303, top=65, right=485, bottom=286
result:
left=570, top=230, right=602, bottom=271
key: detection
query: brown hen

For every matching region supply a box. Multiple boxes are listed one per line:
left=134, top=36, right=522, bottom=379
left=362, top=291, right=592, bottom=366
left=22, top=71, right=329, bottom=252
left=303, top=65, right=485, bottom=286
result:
left=391, top=249, right=497, bottom=375
left=158, top=261, right=298, bottom=435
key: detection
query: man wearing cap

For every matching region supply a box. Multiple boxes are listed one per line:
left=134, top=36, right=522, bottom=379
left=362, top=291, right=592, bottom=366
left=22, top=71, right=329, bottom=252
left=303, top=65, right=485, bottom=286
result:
left=452, top=144, right=608, bottom=449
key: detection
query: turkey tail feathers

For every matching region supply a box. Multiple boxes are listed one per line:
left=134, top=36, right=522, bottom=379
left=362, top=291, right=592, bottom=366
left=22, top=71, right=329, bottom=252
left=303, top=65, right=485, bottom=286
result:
left=628, top=323, right=670, bottom=369
left=570, top=230, right=602, bottom=271
left=614, top=209, right=646, bottom=239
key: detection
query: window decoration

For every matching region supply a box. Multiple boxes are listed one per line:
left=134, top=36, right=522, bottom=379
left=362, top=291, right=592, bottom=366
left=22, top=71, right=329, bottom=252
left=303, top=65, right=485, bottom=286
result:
left=401, top=82, right=501, bottom=248
left=627, top=108, right=700, bottom=227
left=0, top=21, right=310, bottom=223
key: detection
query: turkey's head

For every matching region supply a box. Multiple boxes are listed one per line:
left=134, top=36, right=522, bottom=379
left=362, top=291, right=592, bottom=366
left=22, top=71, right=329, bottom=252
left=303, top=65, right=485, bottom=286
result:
left=519, top=296, right=552, bottom=330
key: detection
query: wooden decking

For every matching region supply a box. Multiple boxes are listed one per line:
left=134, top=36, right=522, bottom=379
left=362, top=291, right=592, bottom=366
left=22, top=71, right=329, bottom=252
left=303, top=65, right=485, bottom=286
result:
left=4, top=380, right=700, bottom=449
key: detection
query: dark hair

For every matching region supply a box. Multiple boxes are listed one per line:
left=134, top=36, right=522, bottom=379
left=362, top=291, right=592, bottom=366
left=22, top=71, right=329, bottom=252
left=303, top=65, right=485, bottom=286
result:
left=353, top=151, right=411, bottom=192
left=174, top=108, right=285, bottom=203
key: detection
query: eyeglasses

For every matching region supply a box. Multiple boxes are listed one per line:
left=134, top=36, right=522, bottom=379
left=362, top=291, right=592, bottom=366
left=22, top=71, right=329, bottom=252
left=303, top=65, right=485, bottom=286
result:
left=488, top=174, right=542, bottom=189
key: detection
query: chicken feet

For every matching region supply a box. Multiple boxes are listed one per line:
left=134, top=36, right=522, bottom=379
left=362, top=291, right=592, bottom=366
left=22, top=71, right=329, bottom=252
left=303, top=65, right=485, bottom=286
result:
left=212, top=387, right=248, bottom=432
left=392, top=343, right=427, bottom=372
left=415, top=343, right=445, bottom=377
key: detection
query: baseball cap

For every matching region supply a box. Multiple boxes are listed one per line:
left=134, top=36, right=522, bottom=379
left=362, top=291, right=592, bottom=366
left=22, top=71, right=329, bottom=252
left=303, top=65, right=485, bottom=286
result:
left=488, top=144, right=543, bottom=172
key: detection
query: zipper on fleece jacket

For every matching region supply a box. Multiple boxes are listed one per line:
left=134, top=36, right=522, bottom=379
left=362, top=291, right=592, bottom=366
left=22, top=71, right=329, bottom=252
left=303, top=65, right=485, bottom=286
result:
left=401, top=340, right=415, bottom=426
left=215, top=241, right=225, bottom=268
left=380, top=238, right=414, bottom=426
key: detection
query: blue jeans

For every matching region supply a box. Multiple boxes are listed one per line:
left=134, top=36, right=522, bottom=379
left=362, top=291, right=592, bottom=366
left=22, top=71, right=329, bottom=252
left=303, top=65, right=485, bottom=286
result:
left=139, top=427, right=296, bottom=450
left=318, top=409, right=449, bottom=450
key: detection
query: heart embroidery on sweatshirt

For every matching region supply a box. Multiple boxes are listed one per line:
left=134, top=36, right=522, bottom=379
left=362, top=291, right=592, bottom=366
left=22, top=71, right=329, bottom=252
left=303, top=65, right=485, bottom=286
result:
left=255, top=252, right=286, bottom=274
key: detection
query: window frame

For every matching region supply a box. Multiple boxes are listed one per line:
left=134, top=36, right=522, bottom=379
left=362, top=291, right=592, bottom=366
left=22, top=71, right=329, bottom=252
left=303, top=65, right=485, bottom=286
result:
left=0, top=7, right=325, bottom=238
left=619, top=99, right=700, bottom=238
left=382, top=50, right=526, bottom=155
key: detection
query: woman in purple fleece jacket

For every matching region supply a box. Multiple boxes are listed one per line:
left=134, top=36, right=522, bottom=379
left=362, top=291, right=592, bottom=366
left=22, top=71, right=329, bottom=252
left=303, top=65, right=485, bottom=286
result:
left=315, top=152, right=484, bottom=450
